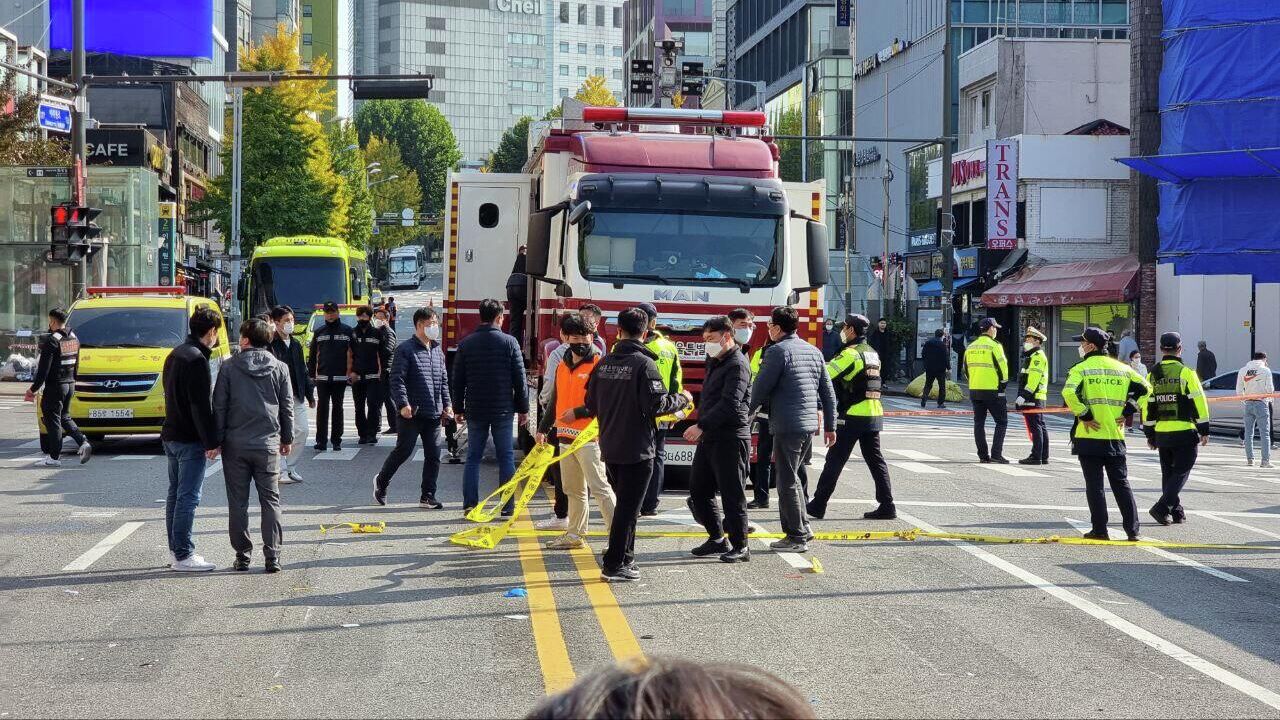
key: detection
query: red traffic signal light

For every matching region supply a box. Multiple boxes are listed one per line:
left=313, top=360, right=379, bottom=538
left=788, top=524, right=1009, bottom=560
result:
left=51, top=203, right=74, bottom=225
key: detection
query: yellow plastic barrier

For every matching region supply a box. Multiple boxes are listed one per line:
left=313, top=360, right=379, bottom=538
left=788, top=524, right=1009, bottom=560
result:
left=320, top=521, right=386, bottom=534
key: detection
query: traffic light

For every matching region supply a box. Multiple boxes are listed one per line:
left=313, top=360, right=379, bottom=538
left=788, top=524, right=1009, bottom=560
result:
left=49, top=202, right=102, bottom=265
left=630, top=78, right=654, bottom=95
left=351, top=79, right=432, bottom=100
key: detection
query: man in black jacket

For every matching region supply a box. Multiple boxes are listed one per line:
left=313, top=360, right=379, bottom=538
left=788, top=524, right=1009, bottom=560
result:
left=269, top=305, right=315, bottom=484
left=25, top=307, right=91, bottom=466
left=578, top=307, right=691, bottom=582
left=684, top=316, right=752, bottom=563
left=506, top=246, right=528, bottom=349
left=921, top=328, right=950, bottom=409
left=308, top=300, right=354, bottom=451
left=160, top=306, right=223, bottom=572
left=375, top=305, right=399, bottom=435
left=351, top=305, right=393, bottom=444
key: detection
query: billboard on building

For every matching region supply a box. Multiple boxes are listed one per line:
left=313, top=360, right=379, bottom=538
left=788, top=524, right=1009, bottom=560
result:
left=986, top=139, right=1018, bottom=250
left=51, top=0, right=214, bottom=59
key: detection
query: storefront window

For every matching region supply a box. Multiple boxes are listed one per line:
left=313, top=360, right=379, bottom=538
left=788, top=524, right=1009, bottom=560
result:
left=1055, top=303, right=1133, bottom=377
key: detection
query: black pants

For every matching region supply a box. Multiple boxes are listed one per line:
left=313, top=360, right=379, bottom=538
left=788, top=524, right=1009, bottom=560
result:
left=1079, top=454, right=1138, bottom=537
left=507, top=284, right=526, bottom=348
left=315, top=382, right=347, bottom=447
left=352, top=379, right=383, bottom=441
left=381, top=376, right=397, bottom=432
left=548, top=436, right=568, bottom=519
left=971, top=391, right=1008, bottom=460
left=689, top=436, right=750, bottom=549
left=376, top=412, right=442, bottom=500
left=809, top=422, right=892, bottom=517
left=1153, top=443, right=1198, bottom=515
left=40, top=381, right=85, bottom=459
left=922, top=371, right=947, bottom=407
left=603, top=459, right=652, bottom=571
left=1022, top=408, right=1049, bottom=462
left=750, top=417, right=808, bottom=506
left=641, top=433, right=666, bottom=514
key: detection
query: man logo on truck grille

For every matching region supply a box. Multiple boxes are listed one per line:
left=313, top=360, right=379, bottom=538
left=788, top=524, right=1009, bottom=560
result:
left=653, top=289, right=711, bottom=303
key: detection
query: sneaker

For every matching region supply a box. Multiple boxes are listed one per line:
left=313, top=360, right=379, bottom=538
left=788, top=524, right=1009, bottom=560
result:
left=265, top=557, right=282, bottom=573
left=1081, top=531, right=1111, bottom=541
left=313, top=443, right=327, bottom=452
left=382, top=427, right=397, bottom=435
left=279, top=473, right=300, bottom=485
left=769, top=538, right=809, bottom=553
left=170, top=555, right=216, bottom=572
left=546, top=534, right=585, bottom=550
left=233, top=555, right=250, bottom=571
left=746, top=500, right=769, bottom=510
left=373, top=475, right=386, bottom=506
left=167, top=550, right=177, bottom=567
left=862, top=505, right=897, bottom=520
left=419, top=495, right=443, bottom=510
left=691, top=537, right=731, bottom=557
left=1018, top=457, right=1042, bottom=465
left=39, top=456, right=61, bottom=467
left=534, top=517, right=569, bottom=531
left=287, top=470, right=304, bottom=483
left=1262, top=461, right=1275, bottom=469
left=601, top=565, right=640, bottom=582
left=720, top=546, right=750, bottom=563
left=1247, top=459, right=1254, bottom=467
left=639, top=509, right=658, bottom=517
left=77, top=442, right=93, bottom=464
left=990, top=456, right=1011, bottom=464
left=1125, top=534, right=1141, bottom=542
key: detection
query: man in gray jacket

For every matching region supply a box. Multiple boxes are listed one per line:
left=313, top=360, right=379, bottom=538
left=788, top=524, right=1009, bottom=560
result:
left=214, top=318, right=294, bottom=573
left=749, top=305, right=836, bottom=552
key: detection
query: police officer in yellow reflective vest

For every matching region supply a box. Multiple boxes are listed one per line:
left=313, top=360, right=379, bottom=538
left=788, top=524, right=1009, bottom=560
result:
left=965, top=317, right=1011, bottom=463
left=1141, top=332, right=1210, bottom=527
left=1016, top=326, right=1050, bottom=465
left=807, top=314, right=895, bottom=520
left=1062, top=326, right=1151, bottom=541
left=636, top=303, right=686, bottom=516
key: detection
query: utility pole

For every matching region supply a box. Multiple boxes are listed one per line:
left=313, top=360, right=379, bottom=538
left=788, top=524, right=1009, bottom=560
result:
left=70, top=0, right=87, bottom=296
left=229, top=86, right=244, bottom=338
left=940, top=5, right=955, bottom=335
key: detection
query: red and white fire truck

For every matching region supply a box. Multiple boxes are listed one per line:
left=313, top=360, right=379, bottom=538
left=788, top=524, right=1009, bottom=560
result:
left=441, top=102, right=829, bottom=473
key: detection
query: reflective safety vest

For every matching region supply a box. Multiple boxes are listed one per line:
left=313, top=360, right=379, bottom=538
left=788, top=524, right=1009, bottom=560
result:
left=554, top=354, right=600, bottom=442
left=750, top=346, right=764, bottom=380
left=1020, top=348, right=1049, bottom=402
left=1062, top=352, right=1150, bottom=444
left=647, top=330, right=684, bottom=394
left=965, top=335, right=1008, bottom=392
left=827, top=340, right=883, bottom=420
left=1143, top=358, right=1209, bottom=435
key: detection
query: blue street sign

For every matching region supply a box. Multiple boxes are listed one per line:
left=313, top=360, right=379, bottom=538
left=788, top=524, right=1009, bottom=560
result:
left=37, top=102, right=72, bottom=133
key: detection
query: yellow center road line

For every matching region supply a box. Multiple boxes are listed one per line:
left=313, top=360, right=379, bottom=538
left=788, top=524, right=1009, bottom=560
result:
left=567, top=544, right=645, bottom=661
left=513, top=513, right=576, bottom=694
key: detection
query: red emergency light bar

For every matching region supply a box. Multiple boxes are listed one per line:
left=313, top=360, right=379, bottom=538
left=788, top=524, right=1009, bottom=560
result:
left=87, top=286, right=187, bottom=296
left=581, top=106, right=767, bottom=128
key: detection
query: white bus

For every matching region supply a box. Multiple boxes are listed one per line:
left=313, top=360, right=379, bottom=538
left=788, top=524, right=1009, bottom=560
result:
left=387, top=246, right=423, bottom=289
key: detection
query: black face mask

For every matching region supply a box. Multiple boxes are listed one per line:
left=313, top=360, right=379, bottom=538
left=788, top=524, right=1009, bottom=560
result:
left=358, top=318, right=371, bottom=326
left=569, top=342, right=592, bottom=358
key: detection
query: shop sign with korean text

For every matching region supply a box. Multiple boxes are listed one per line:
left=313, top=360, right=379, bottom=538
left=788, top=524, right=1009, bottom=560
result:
left=986, top=139, right=1018, bottom=250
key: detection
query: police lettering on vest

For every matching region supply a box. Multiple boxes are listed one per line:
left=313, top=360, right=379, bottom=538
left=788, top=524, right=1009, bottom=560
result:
left=1149, top=361, right=1195, bottom=422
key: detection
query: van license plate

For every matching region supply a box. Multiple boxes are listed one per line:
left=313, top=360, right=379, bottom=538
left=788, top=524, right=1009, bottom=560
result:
left=663, top=444, right=696, bottom=466
left=89, top=408, right=133, bottom=419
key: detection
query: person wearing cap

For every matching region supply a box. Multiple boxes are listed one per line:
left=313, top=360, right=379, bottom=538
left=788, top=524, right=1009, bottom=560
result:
left=1142, top=332, right=1211, bottom=526
left=964, top=317, right=1011, bottom=463
left=920, top=328, right=950, bottom=409
left=806, top=314, right=894, bottom=521
left=307, top=301, right=355, bottom=451
left=1015, top=327, right=1050, bottom=465
left=1063, top=326, right=1151, bottom=541
left=634, top=302, right=687, bottom=517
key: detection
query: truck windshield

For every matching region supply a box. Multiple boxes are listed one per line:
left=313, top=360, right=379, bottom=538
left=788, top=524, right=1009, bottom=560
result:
left=70, top=307, right=188, bottom=349
left=390, top=258, right=419, bottom=274
left=578, top=210, right=782, bottom=287
left=250, top=257, right=346, bottom=322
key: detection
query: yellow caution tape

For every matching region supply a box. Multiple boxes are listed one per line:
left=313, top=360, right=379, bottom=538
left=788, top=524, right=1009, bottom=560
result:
left=808, top=557, right=824, bottom=574
left=320, top=521, right=386, bottom=534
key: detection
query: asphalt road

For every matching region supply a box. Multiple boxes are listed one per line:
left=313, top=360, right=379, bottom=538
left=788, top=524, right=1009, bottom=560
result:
left=3, top=288, right=1280, bottom=718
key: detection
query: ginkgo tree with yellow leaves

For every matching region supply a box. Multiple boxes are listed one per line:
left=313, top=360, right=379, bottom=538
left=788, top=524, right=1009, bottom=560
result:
left=191, top=24, right=351, bottom=253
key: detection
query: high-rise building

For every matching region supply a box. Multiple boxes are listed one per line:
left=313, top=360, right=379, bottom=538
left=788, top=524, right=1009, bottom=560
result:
left=302, top=0, right=355, bottom=120
left=549, top=0, right=626, bottom=105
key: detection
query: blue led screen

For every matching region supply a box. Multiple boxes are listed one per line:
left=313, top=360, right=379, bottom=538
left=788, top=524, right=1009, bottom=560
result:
left=50, top=0, right=214, bottom=58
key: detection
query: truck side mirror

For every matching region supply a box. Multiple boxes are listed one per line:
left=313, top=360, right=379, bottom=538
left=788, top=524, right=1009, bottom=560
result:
left=526, top=208, right=555, bottom=278
left=236, top=276, right=246, bottom=301
left=567, top=200, right=592, bottom=225
left=806, top=220, right=829, bottom=289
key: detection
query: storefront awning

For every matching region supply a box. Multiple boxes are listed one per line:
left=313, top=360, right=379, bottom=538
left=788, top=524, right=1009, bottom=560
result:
left=916, top=277, right=980, bottom=297
left=981, top=256, right=1140, bottom=308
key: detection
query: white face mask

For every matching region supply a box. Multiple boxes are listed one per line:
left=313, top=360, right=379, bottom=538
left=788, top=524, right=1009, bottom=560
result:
left=281, top=321, right=295, bottom=335
left=1023, top=341, right=1035, bottom=352
left=1078, top=345, right=1088, bottom=358
left=1132, top=357, right=1142, bottom=365
left=703, top=340, right=724, bottom=358
left=733, top=327, right=752, bottom=345
left=425, top=325, right=441, bottom=341
left=373, top=319, right=385, bottom=329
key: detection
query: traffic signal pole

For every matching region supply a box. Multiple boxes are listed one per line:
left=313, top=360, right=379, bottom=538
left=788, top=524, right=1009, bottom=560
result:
left=70, top=0, right=87, bottom=297
left=940, top=9, right=955, bottom=337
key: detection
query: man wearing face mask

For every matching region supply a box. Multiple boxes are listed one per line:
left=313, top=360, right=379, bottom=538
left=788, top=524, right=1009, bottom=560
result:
left=351, top=305, right=393, bottom=445
left=965, top=317, right=1011, bottom=463
left=160, top=306, right=224, bottom=571
left=269, top=305, right=314, bottom=484
left=1015, top=327, right=1050, bottom=465
left=822, top=319, right=841, bottom=361
left=806, top=314, right=894, bottom=521
left=307, top=301, right=354, bottom=451
left=375, top=306, right=399, bottom=436
left=684, top=316, right=752, bottom=563
left=1062, top=326, right=1151, bottom=541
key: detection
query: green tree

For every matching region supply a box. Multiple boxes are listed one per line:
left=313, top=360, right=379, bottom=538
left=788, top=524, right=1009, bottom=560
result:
left=364, top=136, right=423, bottom=253
left=328, top=121, right=373, bottom=250
left=191, top=25, right=348, bottom=251
left=354, top=100, right=460, bottom=216
left=776, top=106, right=803, bottom=182
left=487, top=116, right=532, bottom=173
left=0, top=74, right=71, bottom=165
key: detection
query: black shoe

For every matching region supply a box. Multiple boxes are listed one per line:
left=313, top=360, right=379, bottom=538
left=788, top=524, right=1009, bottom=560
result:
left=447, top=456, right=462, bottom=465
left=332, top=442, right=342, bottom=452
left=747, top=500, right=769, bottom=510
left=1148, top=507, right=1171, bottom=526
left=601, top=565, right=640, bottom=582
left=920, top=401, right=927, bottom=409
left=640, top=509, right=658, bottom=517
left=805, top=503, right=825, bottom=520
left=1126, top=534, right=1140, bottom=542
left=1171, top=507, right=1187, bottom=524
left=1018, top=457, right=1042, bottom=465
left=691, top=537, right=731, bottom=557
left=937, top=404, right=947, bottom=409
left=233, top=555, right=250, bottom=572
left=314, top=443, right=327, bottom=451
left=991, top=456, right=1010, bottom=464
left=373, top=475, right=386, bottom=506
left=382, top=427, right=397, bottom=435
left=862, top=505, right=897, bottom=520
left=264, top=558, right=282, bottom=573
left=500, top=507, right=513, bottom=518
left=978, top=457, right=992, bottom=464
left=358, top=437, right=373, bottom=445
left=720, top=546, right=750, bottom=563
left=420, top=495, right=443, bottom=510
left=1082, top=530, right=1111, bottom=541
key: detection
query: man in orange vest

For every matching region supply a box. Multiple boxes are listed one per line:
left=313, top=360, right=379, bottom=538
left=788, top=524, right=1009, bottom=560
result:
left=536, top=313, right=617, bottom=550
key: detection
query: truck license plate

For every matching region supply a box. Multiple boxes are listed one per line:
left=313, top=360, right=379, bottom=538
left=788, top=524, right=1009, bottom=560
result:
left=88, top=408, right=133, bottom=420
left=663, top=444, right=696, bottom=466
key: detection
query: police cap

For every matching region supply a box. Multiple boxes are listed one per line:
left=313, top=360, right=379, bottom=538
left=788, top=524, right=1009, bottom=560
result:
left=844, top=314, right=870, bottom=335
left=979, top=317, right=1001, bottom=331
left=1072, top=326, right=1110, bottom=348
left=322, top=300, right=340, bottom=313
left=1160, top=331, right=1182, bottom=350
left=637, top=302, right=658, bottom=320
left=1023, top=326, right=1047, bottom=342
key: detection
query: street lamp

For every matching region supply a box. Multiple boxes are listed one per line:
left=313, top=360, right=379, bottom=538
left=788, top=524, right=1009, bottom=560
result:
left=369, top=174, right=399, bottom=188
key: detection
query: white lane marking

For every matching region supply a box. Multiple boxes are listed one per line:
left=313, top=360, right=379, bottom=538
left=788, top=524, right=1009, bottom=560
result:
left=896, top=511, right=1280, bottom=711
left=71, top=511, right=120, bottom=518
left=982, top=463, right=1048, bottom=477
left=1063, top=517, right=1248, bottom=584
left=1190, top=473, right=1248, bottom=488
left=884, top=448, right=943, bottom=461
left=17, top=440, right=41, bottom=449
left=4, top=454, right=48, bottom=464
left=204, top=460, right=222, bottom=478
left=62, top=521, right=145, bottom=571
left=315, top=449, right=359, bottom=461
left=888, top=461, right=949, bottom=475
left=1198, top=514, right=1280, bottom=541
left=111, top=454, right=159, bottom=461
